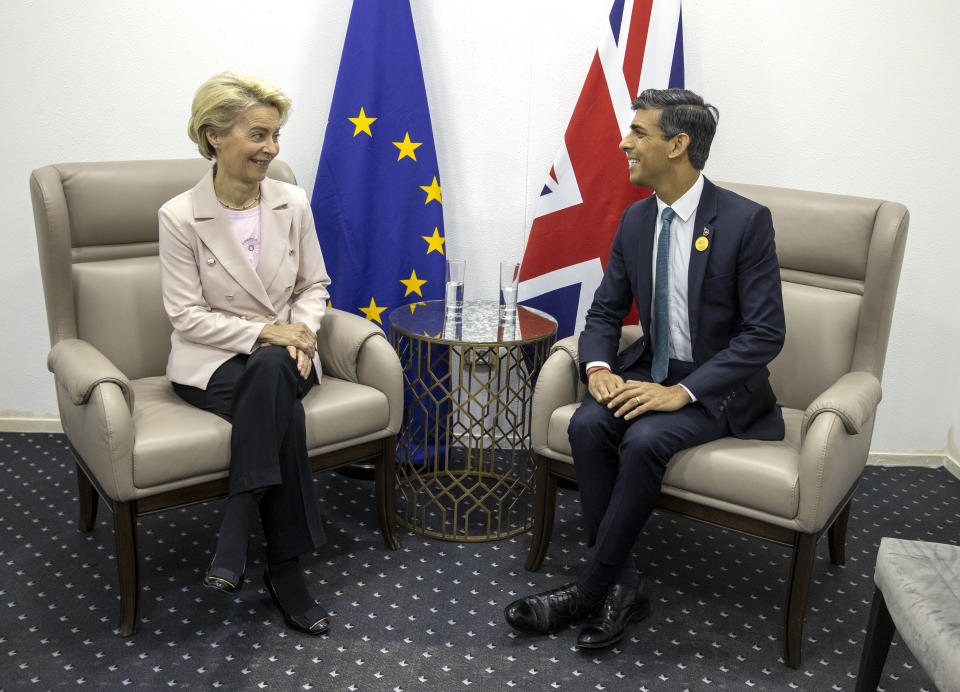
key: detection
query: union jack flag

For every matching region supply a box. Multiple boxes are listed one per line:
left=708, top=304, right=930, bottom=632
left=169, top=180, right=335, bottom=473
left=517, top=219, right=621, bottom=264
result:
left=518, top=0, right=684, bottom=337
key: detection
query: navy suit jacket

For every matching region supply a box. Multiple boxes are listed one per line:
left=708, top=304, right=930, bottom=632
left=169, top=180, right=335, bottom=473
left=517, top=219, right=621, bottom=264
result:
left=578, top=177, right=786, bottom=441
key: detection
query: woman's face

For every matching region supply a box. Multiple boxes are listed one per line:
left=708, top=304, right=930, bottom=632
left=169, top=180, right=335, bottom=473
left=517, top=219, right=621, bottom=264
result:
left=209, top=104, right=281, bottom=188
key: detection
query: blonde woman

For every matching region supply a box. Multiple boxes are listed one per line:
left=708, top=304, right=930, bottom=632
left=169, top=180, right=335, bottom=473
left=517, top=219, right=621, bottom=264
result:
left=159, top=72, right=330, bottom=635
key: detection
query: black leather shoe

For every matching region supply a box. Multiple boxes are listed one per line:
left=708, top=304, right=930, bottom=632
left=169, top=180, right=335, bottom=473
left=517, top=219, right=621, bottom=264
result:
left=576, top=580, right=651, bottom=649
left=504, top=583, right=596, bottom=635
left=203, top=558, right=245, bottom=594
left=264, top=569, right=330, bottom=636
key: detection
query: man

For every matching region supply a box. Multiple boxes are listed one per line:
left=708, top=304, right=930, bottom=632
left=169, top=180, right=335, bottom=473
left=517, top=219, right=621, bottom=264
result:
left=505, top=89, right=786, bottom=649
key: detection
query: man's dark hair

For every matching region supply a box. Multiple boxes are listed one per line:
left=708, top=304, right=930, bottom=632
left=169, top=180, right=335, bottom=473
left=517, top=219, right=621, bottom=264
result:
left=632, top=89, right=719, bottom=170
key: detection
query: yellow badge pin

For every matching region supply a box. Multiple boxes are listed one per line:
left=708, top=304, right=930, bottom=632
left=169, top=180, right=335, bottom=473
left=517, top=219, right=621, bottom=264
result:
left=695, top=236, right=709, bottom=252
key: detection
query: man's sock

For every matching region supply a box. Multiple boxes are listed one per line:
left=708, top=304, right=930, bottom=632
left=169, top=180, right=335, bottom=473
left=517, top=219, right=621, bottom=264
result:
left=576, top=559, right=622, bottom=608
left=577, top=554, right=639, bottom=606
left=615, top=556, right=641, bottom=588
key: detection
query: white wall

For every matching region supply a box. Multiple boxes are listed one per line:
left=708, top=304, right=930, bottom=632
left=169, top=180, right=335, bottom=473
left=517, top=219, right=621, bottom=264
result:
left=2, top=0, right=957, bottom=456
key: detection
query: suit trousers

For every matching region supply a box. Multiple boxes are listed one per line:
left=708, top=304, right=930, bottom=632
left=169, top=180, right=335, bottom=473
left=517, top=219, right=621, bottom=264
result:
left=173, top=345, right=326, bottom=563
left=568, top=356, right=730, bottom=567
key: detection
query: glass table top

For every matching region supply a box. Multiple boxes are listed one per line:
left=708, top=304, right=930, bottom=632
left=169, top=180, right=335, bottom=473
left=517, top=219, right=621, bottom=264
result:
left=388, top=300, right=557, bottom=345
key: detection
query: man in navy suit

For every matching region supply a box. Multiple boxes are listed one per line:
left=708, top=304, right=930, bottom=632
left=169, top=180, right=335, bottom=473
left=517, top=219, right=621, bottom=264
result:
left=505, top=89, right=786, bottom=649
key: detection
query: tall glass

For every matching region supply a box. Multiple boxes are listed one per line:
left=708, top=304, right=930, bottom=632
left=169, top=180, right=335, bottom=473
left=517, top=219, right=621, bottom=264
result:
left=445, top=259, right=465, bottom=316
left=499, top=260, right=520, bottom=319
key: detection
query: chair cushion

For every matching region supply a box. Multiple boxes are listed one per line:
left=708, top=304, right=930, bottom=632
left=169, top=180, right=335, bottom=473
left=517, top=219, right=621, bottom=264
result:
left=130, top=375, right=390, bottom=489
left=874, top=538, right=960, bottom=692
left=545, top=404, right=803, bottom=519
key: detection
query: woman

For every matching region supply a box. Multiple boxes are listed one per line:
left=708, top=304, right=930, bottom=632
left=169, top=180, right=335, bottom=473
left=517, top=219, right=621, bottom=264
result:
left=158, top=72, right=331, bottom=635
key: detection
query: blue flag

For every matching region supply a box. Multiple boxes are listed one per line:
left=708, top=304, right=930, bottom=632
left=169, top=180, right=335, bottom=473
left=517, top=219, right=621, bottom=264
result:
left=311, top=0, right=445, bottom=326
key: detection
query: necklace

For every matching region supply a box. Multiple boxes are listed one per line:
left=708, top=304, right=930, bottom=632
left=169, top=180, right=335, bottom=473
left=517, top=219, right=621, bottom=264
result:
left=216, top=190, right=261, bottom=210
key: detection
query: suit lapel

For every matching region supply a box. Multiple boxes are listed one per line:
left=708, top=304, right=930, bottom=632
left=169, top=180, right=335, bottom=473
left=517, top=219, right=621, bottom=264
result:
left=634, top=197, right=658, bottom=337
left=255, top=179, right=292, bottom=295
left=191, top=171, right=274, bottom=311
left=687, top=177, right=718, bottom=349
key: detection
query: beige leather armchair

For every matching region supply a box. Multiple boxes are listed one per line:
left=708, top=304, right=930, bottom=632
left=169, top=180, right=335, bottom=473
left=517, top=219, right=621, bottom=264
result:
left=31, top=159, right=403, bottom=636
left=526, top=182, right=908, bottom=668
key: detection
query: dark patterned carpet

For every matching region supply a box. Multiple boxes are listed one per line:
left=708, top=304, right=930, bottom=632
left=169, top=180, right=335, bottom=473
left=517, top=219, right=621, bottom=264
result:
left=1, top=432, right=956, bottom=691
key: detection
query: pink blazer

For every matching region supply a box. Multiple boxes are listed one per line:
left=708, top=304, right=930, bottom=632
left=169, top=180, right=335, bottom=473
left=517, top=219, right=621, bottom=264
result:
left=159, top=170, right=331, bottom=389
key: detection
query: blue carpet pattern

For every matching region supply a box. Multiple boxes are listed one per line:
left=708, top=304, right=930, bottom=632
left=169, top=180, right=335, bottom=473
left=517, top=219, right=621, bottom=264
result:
left=1, top=432, right=957, bottom=691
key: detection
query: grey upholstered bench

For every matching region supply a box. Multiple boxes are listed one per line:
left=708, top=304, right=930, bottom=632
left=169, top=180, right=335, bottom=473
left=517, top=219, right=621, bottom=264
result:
left=856, top=537, right=960, bottom=691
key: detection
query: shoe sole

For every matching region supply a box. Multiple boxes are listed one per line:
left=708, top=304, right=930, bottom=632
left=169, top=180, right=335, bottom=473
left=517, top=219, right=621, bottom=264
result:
left=575, top=601, right=652, bottom=650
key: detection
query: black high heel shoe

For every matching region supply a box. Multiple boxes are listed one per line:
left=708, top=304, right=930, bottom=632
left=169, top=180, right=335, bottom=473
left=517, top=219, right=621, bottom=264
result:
left=203, top=557, right=246, bottom=594
left=264, top=569, right=330, bottom=635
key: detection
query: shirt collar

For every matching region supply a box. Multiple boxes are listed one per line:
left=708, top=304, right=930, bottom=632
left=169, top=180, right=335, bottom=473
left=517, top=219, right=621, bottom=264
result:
left=655, top=173, right=704, bottom=223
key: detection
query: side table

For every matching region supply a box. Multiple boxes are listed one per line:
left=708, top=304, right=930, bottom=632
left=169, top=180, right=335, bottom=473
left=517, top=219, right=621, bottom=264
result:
left=388, top=300, right=557, bottom=541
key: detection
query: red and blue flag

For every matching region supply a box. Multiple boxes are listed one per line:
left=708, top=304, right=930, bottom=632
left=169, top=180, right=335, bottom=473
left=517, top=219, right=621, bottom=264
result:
left=519, top=0, right=685, bottom=337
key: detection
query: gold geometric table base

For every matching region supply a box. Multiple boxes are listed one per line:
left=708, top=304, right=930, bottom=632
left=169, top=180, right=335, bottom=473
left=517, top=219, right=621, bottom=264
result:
left=388, top=301, right=557, bottom=541
left=396, top=465, right=534, bottom=541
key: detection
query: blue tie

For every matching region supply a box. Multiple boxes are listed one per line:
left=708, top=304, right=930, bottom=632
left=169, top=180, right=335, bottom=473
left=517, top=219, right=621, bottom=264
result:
left=651, top=207, right=675, bottom=383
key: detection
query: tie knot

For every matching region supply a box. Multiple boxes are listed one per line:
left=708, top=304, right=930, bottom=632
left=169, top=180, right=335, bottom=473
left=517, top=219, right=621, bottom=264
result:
left=661, top=207, right=676, bottom=224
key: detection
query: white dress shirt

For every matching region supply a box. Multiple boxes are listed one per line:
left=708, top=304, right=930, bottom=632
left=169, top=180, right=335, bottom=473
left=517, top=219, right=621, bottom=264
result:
left=652, top=173, right=703, bottom=363
left=587, top=174, right=704, bottom=400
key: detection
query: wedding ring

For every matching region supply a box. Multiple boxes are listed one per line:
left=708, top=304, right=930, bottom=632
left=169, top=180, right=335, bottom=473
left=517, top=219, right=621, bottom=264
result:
left=634, top=396, right=641, bottom=406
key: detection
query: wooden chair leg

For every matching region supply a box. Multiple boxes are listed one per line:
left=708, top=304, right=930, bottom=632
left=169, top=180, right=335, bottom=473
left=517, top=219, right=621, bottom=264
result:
left=375, top=436, right=400, bottom=550
left=112, top=500, right=140, bottom=637
left=828, top=499, right=852, bottom=566
left=525, top=455, right=558, bottom=571
left=784, top=532, right=817, bottom=668
left=75, top=463, right=99, bottom=532
left=855, top=586, right=896, bottom=692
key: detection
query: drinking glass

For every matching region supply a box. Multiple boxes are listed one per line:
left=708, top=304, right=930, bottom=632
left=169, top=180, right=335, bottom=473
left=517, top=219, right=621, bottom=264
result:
left=445, top=259, right=465, bottom=315
left=499, top=260, right=520, bottom=318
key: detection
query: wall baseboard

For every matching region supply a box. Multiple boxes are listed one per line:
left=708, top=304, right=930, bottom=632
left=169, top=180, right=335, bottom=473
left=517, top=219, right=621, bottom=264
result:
left=944, top=453, right=960, bottom=480
left=0, top=416, right=63, bottom=433
left=868, top=451, right=944, bottom=468
left=868, top=451, right=959, bottom=481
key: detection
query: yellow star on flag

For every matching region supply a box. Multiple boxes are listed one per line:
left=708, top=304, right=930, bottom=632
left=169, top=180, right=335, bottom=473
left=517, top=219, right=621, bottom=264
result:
left=420, top=176, right=442, bottom=204
left=348, top=107, right=377, bottom=137
left=392, top=132, right=422, bottom=161
left=400, top=269, right=427, bottom=297
left=359, top=296, right=387, bottom=324
left=409, top=301, right=426, bottom=314
left=422, top=227, right=445, bottom=255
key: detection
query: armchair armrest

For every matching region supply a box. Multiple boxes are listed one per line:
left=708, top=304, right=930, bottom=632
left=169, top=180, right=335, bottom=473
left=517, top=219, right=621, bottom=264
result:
left=800, top=371, right=882, bottom=439
left=531, top=337, right=582, bottom=453
left=316, top=308, right=403, bottom=434
left=795, top=371, right=882, bottom=532
left=316, top=308, right=387, bottom=384
left=550, top=334, right=580, bottom=365
left=47, top=338, right=134, bottom=412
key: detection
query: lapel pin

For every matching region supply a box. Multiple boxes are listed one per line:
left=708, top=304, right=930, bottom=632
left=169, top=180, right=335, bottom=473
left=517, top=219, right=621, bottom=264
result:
left=695, top=236, right=709, bottom=252
left=702, top=228, right=710, bottom=237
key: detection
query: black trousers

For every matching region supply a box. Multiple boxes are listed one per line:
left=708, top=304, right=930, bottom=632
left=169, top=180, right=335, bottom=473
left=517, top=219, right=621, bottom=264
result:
left=174, top=345, right=326, bottom=563
left=568, top=355, right=730, bottom=567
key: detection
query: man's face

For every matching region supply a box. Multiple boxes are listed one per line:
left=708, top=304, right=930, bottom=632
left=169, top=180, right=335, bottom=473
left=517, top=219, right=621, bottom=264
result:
left=619, top=109, right=672, bottom=188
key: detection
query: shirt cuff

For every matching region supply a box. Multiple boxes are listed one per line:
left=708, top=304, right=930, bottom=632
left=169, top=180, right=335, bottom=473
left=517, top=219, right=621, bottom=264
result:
left=586, top=360, right=611, bottom=373
left=679, top=383, right=697, bottom=403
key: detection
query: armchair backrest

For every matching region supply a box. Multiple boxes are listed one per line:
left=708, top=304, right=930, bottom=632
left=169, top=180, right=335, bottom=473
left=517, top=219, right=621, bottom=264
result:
left=719, top=182, right=908, bottom=411
left=31, top=159, right=297, bottom=380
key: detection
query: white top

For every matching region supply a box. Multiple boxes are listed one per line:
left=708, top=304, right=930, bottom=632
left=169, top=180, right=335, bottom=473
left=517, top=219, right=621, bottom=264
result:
left=226, top=206, right=261, bottom=269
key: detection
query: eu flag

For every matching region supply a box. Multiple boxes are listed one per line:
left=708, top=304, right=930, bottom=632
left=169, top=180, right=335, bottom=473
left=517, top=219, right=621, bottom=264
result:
left=311, top=0, right=445, bottom=325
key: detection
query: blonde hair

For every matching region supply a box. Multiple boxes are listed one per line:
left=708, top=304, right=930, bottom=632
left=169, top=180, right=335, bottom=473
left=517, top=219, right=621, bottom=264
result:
left=187, top=72, right=292, bottom=160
